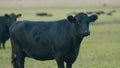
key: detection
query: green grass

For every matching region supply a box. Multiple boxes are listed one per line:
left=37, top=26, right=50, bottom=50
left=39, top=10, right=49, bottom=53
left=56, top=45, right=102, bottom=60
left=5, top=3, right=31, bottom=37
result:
left=0, top=6, right=120, bottom=68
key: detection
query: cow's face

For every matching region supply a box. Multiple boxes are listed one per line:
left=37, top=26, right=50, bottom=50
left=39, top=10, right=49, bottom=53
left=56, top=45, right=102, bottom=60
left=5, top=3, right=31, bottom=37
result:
left=5, top=13, right=22, bottom=27
left=67, top=13, right=98, bottom=37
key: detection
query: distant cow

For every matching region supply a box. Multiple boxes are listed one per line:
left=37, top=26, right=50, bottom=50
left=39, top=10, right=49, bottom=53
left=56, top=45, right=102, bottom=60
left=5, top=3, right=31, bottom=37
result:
left=95, top=11, right=105, bottom=15
left=86, top=11, right=105, bottom=15
left=106, top=10, right=117, bottom=16
left=0, top=13, right=21, bottom=49
left=10, top=12, right=98, bottom=68
left=36, top=12, right=53, bottom=17
left=86, top=11, right=93, bottom=15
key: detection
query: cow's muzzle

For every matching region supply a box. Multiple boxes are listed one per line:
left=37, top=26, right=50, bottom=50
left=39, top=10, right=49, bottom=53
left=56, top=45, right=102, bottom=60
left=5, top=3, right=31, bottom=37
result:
left=83, top=31, right=90, bottom=37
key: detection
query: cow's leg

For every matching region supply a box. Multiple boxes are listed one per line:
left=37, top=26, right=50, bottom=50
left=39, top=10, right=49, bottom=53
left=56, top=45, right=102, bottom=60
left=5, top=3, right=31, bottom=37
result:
left=11, top=40, right=25, bottom=68
left=12, top=53, right=25, bottom=68
left=0, top=46, right=1, bottom=49
left=12, top=49, right=25, bottom=68
left=12, top=54, right=19, bottom=68
left=66, top=62, right=72, bottom=68
left=11, top=38, right=19, bottom=68
left=56, top=59, right=65, bottom=68
left=0, top=43, right=1, bottom=49
left=16, top=50, right=25, bottom=68
left=2, top=41, right=5, bottom=49
left=65, top=50, right=79, bottom=68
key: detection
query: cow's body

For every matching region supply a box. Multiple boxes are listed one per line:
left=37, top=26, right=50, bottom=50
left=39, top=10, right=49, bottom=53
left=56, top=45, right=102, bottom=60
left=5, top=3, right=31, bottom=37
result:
left=10, top=12, right=98, bottom=68
left=0, top=16, right=9, bottom=49
left=11, top=20, right=82, bottom=61
left=0, top=14, right=21, bottom=49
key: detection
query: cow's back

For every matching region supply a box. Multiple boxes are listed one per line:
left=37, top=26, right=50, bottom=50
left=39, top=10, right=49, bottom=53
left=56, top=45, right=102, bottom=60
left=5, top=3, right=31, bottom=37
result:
left=10, top=20, right=72, bottom=42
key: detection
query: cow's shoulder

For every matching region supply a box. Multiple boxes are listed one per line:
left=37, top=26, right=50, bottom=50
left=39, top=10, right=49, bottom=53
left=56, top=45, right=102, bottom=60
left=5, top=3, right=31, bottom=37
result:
left=9, top=21, right=25, bottom=34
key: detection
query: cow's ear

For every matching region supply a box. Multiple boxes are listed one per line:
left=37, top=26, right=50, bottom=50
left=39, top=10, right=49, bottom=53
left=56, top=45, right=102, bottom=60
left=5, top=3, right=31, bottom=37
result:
left=89, top=15, right=98, bottom=22
left=5, top=14, right=10, bottom=17
left=17, top=14, right=22, bottom=18
left=67, top=15, right=76, bottom=23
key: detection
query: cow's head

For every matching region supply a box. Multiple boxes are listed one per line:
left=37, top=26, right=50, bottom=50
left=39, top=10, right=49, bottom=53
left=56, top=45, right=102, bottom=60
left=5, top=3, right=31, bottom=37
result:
left=67, top=12, right=98, bottom=37
left=5, top=13, right=22, bottom=27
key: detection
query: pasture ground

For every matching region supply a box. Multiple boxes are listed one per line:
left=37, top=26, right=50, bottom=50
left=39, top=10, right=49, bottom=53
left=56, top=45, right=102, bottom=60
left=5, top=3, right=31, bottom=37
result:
left=0, top=6, right=120, bottom=68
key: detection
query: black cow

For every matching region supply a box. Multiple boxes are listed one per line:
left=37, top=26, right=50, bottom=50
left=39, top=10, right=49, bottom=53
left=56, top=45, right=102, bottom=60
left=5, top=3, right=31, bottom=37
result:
left=36, top=12, right=53, bottom=17
left=95, top=11, right=105, bottom=15
left=0, top=13, right=21, bottom=49
left=10, top=12, right=98, bottom=68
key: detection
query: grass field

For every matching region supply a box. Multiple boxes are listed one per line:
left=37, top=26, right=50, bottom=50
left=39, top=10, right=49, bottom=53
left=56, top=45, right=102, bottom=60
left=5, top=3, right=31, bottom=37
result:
left=0, top=6, right=120, bottom=68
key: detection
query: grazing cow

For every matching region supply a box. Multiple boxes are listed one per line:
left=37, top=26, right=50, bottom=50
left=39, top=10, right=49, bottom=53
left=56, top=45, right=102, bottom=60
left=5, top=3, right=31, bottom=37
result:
left=95, top=11, right=105, bottom=15
left=36, top=12, right=53, bottom=17
left=10, top=12, right=98, bottom=68
left=0, top=13, right=21, bottom=49
left=86, top=11, right=93, bottom=15
left=107, top=10, right=117, bottom=16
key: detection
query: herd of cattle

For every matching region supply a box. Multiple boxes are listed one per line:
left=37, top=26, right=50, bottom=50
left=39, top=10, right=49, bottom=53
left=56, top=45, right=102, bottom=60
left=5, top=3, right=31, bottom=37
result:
left=35, top=10, right=117, bottom=17
left=0, top=12, right=98, bottom=68
left=69, top=10, right=117, bottom=16
left=86, top=10, right=117, bottom=15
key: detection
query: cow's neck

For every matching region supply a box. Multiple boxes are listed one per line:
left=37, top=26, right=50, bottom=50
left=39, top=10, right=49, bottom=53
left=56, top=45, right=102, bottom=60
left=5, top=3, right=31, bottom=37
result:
left=6, top=19, right=16, bottom=28
left=73, top=36, right=83, bottom=46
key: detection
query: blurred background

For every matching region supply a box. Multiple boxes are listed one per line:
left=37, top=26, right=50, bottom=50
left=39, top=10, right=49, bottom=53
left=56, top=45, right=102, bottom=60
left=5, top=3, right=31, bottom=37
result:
left=0, top=0, right=120, bottom=68
left=0, top=0, right=120, bottom=7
